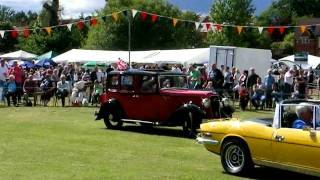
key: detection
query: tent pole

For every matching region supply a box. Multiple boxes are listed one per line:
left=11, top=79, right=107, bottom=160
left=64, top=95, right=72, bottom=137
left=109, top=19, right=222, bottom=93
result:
left=128, top=10, right=131, bottom=69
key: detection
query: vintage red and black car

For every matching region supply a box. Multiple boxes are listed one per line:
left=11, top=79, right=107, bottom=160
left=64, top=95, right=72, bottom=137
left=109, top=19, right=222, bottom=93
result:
left=95, top=69, right=231, bottom=137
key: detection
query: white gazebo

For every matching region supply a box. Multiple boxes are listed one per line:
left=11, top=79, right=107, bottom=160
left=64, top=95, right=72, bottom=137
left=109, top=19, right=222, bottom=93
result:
left=0, top=50, right=38, bottom=60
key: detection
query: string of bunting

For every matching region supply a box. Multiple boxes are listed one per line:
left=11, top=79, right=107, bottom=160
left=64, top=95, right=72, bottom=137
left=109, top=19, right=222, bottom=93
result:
left=1, top=9, right=319, bottom=39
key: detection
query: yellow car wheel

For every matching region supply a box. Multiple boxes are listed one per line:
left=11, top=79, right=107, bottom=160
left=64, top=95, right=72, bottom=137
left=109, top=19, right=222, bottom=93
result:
left=221, top=139, right=253, bottom=175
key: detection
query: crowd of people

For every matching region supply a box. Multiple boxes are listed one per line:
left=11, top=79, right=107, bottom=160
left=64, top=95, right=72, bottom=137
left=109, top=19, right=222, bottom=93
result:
left=185, top=63, right=316, bottom=111
left=0, top=59, right=111, bottom=107
left=0, top=58, right=318, bottom=110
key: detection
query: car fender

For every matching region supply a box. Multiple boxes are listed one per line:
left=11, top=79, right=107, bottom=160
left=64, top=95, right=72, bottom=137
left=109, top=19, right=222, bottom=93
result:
left=169, top=103, right=205, bottom=125
left=95, top=98, right=125, bottom=120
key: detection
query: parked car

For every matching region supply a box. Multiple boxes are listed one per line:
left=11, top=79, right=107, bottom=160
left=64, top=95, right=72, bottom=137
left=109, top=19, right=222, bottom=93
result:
left=95, top=69, right=233, bottom=137
left=196, top=99, right=320, bottom=177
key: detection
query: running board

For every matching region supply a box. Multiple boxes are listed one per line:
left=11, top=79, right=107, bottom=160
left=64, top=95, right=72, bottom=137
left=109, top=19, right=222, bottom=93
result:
left=121, top=119, right=159, bottom=125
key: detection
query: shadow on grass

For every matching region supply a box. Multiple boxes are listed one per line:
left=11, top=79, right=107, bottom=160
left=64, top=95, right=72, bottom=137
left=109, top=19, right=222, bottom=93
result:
left=226, top=166, right=317, bottom=179
left=102, top=124, right=187, bottom=139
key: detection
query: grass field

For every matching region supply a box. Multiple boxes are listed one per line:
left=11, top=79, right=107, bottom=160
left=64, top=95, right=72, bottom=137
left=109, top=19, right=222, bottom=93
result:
left=0, top=107, right=316, bottom=179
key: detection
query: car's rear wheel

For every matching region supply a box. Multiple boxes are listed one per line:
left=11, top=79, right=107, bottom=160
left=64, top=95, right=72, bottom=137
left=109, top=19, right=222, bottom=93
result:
left=221, top=139, right=253, bottom=175
left=103, top=109, right=123, bottom=129
left=182, top=111, right=199, bottom=138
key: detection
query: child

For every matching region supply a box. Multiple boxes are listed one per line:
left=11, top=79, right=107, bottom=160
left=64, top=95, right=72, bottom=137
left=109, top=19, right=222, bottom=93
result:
left=91, top=80, right=103, bottom=106
left=238, top=83, right=249, bottom=111
left=5, top=75, right=17, bottom=107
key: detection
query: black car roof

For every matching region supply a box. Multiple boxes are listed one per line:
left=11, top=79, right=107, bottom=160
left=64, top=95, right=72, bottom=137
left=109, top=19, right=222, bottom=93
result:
left=108, top=69, right=186, bottom=76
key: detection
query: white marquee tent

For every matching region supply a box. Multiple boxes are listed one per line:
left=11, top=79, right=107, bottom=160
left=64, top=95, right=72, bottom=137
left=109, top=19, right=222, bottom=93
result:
left=279, top=54, right=320, bottom=69
left=52, top=48, right=210, bottom=65
left=0, top=50, right=38, bottom=60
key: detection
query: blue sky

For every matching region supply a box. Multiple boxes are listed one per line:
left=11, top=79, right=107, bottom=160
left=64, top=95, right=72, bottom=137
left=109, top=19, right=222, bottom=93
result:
left=168, top=0, right=274, bottom=15
left=1, top=0, right=273, bottom=18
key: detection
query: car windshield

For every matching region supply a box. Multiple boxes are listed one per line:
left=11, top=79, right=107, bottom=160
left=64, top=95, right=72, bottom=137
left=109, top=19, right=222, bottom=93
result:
left=159, top=75, right=188, bottom=89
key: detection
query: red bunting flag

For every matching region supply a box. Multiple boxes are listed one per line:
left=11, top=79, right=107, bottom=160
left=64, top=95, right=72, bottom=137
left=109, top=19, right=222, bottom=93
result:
left=90, top=18, right=98, bottom=26
left=279, top=26, right=285, bottom=34
left=215, top=24, right=222, bottom=32
left=206, top=23, right=212, bottom=31
left=77, top=21, right=85, bottom=30
left=140, top=11, right=148, bottom=21
left=268, top=26, right=274, bottom=35
left=11, top=30, right=18, bottom=39
left=151, top=14, right=158, bottom=23
left=23, top=27, right=30, bottom=38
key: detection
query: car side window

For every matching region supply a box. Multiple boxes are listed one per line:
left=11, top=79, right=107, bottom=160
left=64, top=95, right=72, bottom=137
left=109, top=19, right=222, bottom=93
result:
left=316, top=106, right=320, bottom=130
left=140, top=75, right=157, bottom=93
left=107, top=75, right=119, bottom=91
left=281, top=104, right=315, bottom=129
left=121, top=75, right=134, bottom=91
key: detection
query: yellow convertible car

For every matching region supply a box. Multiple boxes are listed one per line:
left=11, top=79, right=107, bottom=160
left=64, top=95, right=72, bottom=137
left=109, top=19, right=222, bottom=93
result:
left=197, top=100, right=320, bottom=177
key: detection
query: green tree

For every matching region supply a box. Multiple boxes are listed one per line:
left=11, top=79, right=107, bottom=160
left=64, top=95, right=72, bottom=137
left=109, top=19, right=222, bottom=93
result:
left=85, top=0, right=205, bottom=50
left=207, top=0, right=263, bottom=48
left=0, top=5, right=15, bottom=23
left=0, top=23, right=18, bottom=53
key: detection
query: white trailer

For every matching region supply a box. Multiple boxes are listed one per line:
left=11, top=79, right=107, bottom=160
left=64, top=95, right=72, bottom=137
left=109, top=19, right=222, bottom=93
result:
left=209, top=46, right=272, bottom=78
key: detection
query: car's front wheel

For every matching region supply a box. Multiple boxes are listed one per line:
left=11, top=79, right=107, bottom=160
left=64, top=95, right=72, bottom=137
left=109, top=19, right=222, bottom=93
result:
left=221, top=139, right=253, bottom=175
left=182, top=111, right=200, bottom=138
left=103, top=109, right=123, bottom=129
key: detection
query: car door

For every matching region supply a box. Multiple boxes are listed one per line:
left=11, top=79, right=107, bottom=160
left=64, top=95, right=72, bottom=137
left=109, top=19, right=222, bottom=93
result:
left=272, top=105, right=320, bottom=173
left=131, top=75, right=162, bottom=121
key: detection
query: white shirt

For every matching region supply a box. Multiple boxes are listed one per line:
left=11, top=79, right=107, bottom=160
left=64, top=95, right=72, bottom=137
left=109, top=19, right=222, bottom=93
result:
left=0, top=65, right=8, bottom=81
left=284, top=71, right=293, bottom=85
left=96, top=71, right=105, bottom=82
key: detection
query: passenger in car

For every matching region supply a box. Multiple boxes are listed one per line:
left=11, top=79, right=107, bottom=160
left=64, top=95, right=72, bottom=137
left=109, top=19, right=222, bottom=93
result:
left=292, top=103, right=314, bottom=129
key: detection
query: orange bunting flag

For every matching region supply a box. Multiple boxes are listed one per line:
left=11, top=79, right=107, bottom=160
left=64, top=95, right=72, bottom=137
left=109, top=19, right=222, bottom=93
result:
left=236, top=26, right=243, bottom=34
left=173, top=18, right=178, bottom=27
left=23, top=27, right=30, bottom=38
left=300, top=25, right=307, bottom=33
left=268, top=26, right=274, bottom=35
left=151, top=14, right=158, bottom=23
left=279, top=26, right=285, bottom=34
left=90, top=18, right=98, bottom=26
left=112, top=12, right=119, bottom=22
left=45, top=27, right=52, bottom=35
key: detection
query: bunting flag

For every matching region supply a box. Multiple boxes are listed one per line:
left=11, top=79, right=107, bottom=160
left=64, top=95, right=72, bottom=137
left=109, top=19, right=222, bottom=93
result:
left=258, top=27, right=264, bottom=34
left=117, top=58, right=127, bottom=71
left=45, top=27, right=52, bottom=35
left=215, top=24, right=222, bottom=32
left=151, top=14, right=158, bottom=23
left=23, top=27, right=30, bottom=38
left=112, top=12, right=119, bottom=22
left=122, top=10, right=128, bottom=17
left=132, top=9, right=138, bottom=18
left=195, top=22, right=201, bottom=30
left=90, top=18, right=98, bottom=26
left=11, top=30, right=18, bottom=39
left=205, top=23, right=212, bottom=31
left=102, top=16, right=107, bottom=22
left=77, top=21, right=85, bottom=30
left=300, top=25, right=307, bottom=33
left=67, top=24, right=73, bottom=31
left=236, top=26, right=243, bottom=34
left=172, top=18, right=178, bottom=27
left=0, top=31, right=5, bottom=38
left=279, top=26, right=285, bottom=34
left=268, top=26, right=274, bottom=35
left=140, top=11, right=148, bottom=21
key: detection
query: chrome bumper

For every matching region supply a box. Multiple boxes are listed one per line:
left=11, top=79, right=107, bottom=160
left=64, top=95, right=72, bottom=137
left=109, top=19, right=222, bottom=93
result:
left=196, top=137, right=219, bottom=145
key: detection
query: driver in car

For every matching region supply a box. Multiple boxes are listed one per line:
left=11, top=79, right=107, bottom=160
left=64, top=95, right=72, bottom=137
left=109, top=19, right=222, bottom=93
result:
left=293, top=103, right=314, bottom=129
